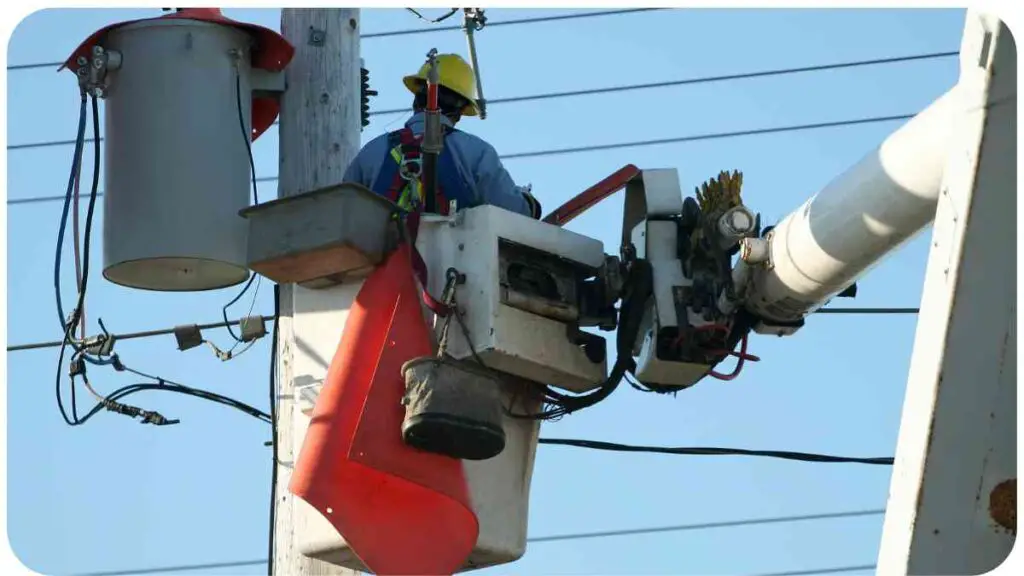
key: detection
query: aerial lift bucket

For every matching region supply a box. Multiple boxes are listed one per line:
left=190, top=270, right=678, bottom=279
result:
left=282, top=168, right=644, bottom=574
left=289, top=242, right=479, bottom=575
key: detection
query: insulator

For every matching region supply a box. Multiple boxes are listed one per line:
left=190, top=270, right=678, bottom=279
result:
left=360, top=66, right=376, bottom=130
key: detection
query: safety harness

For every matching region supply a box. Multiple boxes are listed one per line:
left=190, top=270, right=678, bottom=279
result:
left=372, top=125, right=475, bottom=318
left=379, top=126, right=471, bottom=215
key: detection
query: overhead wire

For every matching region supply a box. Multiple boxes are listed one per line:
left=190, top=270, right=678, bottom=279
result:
left=538, top=438, right=894, bottom=465
left=74, top=508, right=885, bottom=576
left=6, top=306, right=914, bottom=354
left=405, top=7, right=460, bottom=24
left=8, top=315, right=275, bottom=352
left=745, top=565, right=878, bottom=576
left=6, top=8, right=665, bottom=72
left=5, top=50, right=957, bottom=154
left=367, top=50, right=958, bottom=118
left=9, top=111, right=921, bottom=207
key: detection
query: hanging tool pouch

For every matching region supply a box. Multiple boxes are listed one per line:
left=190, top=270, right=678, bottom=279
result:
left=400, top=355, right=506, bottom=461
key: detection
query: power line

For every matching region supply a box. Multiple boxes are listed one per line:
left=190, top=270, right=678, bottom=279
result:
left=527, top=508, right=885, bottom=544
left=74, top=508, right=884, bottom=575
left=7, top=307, right=917, bottom=354
left=8, top=111, right=918, bottom=207
left=6, top=315, right=274, bottom=352
left=539, top=438, right=894, bottom=465
left=369, top=50, right=957, bottom=117
left=6, top=50, right=954, bottom=153
left=7, top=8, right=664, bottom=72
left=746, top=565, right=878, bottom=576
left=817, top=307, right=919, bottom=314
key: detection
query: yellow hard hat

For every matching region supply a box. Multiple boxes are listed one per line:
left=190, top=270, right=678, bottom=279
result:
left=403, top=53, right=480, bottom=117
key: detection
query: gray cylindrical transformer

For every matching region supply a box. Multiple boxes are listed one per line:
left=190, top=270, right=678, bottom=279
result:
left=101, top=19, right=255, bottom=291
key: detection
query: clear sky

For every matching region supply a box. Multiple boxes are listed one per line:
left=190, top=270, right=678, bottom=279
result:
left=5, top=6, right=966, bottom=576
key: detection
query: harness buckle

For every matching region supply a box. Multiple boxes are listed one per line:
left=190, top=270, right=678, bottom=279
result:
left=399, top=157, right=423, bottom=181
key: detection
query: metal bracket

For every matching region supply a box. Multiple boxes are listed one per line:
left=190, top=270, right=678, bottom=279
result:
left=251, top=68, right=286, bottom=97
left=78, top=44, right=122, bottom=98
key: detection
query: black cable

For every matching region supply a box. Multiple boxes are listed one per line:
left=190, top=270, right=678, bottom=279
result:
left=8, top=9, right=663, bottom=73
left=222, top=275, right=258, bottom=343
left=7, top=111, right=921, bottom=207
left=72, top=381, right=270, bottom=426
left=6, top=49, right=955, bottom=155
left=816, top=307, right=919, bottom=314
left=235, top=70, right=259, bottom=206
left=216, top=69, right=264, bottom=344
left=73, top=508, right=884, bottom=575
left=405, top=7, right=460, bottom=23
left=538, top=438, right=894, bottom=465
left=55, top=94, right=104, bottom=426
left=267, top=284, right=280, bottom=576
left=70, top=95, right=103, bottom=340
left=54, top=93, right=88, bottom=330
left=88, top=360, right=272, bottom=424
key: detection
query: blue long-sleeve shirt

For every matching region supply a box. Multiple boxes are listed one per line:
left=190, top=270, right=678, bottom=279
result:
left=343, top=112, right=532, bottom=217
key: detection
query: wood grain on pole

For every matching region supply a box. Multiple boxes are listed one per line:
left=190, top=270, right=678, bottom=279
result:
left=274, top=8, right=362, bottom=576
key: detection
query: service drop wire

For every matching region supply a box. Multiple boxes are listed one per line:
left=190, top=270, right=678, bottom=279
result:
left=54, top=92, right=88, bottom=333
left=223, top=67, right=262, bottom=344
left=55, top=94, right=108, bottom=426
left=71, top=95, right=108, bottom=358
left=54, top=93, right=90, bottom=427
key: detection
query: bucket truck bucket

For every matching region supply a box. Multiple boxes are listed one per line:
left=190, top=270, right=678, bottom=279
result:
left=286, top=205, right=609, bottom=573
left=61, top=9, right=294, bottom=292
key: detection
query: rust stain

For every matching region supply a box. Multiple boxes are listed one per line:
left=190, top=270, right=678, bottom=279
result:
left=989, top=479, right=1016, bottom=535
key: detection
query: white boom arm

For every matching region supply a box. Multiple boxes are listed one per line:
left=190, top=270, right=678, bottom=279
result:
left=740, top=86, right=960, bottom=334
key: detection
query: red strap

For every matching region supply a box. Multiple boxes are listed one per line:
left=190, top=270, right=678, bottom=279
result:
left=403, top=211, right=451, bottom=317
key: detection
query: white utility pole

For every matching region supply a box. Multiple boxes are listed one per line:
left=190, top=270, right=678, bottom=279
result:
left=877, top=11, right=1016, bottom=575
left=273, top=8, right=363, bottom=576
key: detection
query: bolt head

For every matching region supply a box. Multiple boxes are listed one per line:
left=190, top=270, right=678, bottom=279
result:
left=729, top=209, right=753, bottom=232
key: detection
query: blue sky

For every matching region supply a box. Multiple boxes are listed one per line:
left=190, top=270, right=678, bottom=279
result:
left=5, top=7, right=966, bottom=576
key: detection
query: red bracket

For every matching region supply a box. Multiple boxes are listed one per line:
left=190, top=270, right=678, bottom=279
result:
left=541, top=164, right=642, bottom=228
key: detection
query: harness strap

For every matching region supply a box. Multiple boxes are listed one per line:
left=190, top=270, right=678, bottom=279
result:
left=382, top=126, right=465, bottom=316
left=403, top=211, right=451, bottom=317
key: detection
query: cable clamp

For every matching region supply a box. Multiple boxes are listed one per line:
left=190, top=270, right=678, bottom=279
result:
left=69, top=355, right=87, bottom=378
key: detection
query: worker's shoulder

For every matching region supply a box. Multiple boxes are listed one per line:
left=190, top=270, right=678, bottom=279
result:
left=449, top=128, right=499, bottom=156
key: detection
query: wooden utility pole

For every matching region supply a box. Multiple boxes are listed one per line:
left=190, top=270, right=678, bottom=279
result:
left=273, top=8, right=362, bottom=576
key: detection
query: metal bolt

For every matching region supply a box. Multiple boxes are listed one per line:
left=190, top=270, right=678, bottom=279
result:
left=308, top=27, right=326, bottom=46
left=729, top=210, right=753, bottom=232
left=76, top=56, right=88, bottom=67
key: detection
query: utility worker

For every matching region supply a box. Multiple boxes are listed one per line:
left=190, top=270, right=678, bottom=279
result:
left=343, top=53, right=541, bottom=219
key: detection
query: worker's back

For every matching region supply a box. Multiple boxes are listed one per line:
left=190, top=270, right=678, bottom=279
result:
left=343, top=112, right=533, bottom=217
left=343, top=52, right=539, bottom=219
